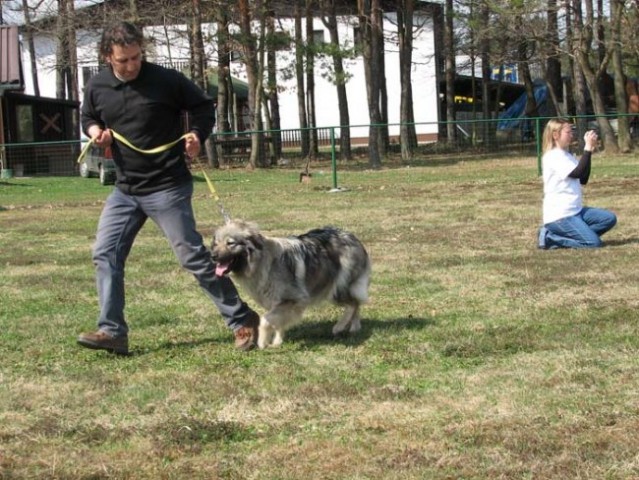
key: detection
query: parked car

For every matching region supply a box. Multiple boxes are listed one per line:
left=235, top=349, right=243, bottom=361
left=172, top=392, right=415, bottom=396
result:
left=79, top=139, right=116, bottom=185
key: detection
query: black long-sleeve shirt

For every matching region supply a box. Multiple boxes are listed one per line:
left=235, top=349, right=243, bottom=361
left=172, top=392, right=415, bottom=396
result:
left=81, top=62, right=215, bottom=195
left=568, top=150, right=592, bottom=185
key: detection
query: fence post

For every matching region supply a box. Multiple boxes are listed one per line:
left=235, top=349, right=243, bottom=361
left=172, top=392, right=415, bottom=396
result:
left=536, top=117, right=542, bottom=176
left=330, top=127, right=338, bottom=190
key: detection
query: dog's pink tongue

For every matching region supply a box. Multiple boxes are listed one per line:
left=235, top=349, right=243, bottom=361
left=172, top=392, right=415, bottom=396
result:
left=215, top=262, right=231, bottom=277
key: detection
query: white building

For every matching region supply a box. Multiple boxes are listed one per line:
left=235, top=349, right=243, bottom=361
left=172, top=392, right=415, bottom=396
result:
left=20, top=4, right=442, bottom=142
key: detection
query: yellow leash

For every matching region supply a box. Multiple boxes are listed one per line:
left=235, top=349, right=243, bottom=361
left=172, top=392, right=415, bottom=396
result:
left=77, top=130, right=231, bottom=222
left=77, top=130, right=191, bottom=164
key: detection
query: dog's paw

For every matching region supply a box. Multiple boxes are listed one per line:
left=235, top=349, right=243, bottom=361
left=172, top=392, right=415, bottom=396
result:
left=332, top=324, right=348, bottom=336
left=271, top=331, right=284, bottom=347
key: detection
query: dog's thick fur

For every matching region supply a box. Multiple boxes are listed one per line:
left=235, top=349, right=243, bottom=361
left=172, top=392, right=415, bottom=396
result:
left=211, top=220, right=371, bottom=348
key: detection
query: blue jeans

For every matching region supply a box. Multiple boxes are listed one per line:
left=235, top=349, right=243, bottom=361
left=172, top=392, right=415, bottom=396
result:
left=544, top=207, right=617, bottom=249
left=92, top=181, right=252, bottom=338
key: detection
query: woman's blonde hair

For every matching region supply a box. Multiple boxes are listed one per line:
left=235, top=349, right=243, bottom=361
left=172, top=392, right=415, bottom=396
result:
left=542, top=118, right=571, bottom=154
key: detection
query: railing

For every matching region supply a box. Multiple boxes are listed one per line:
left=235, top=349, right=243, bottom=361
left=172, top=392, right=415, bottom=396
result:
left=1, top=114, right=636, bottom=184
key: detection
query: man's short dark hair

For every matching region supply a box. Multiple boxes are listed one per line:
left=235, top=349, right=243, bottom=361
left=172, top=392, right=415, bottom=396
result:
left=100, top=21, right=144, bottom=59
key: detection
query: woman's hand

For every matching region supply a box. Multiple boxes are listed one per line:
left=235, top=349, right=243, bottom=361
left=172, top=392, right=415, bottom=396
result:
left=584, top=130, right=598, bottom=152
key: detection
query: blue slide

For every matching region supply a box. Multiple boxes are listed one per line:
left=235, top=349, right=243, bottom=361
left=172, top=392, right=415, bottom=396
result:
left=498, top=83, right=548, bottom=131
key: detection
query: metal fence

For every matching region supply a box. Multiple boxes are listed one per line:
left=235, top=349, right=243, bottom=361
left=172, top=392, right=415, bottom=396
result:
left=0, top=140, right=80, bottom=178
left=0, top=114, right=635, bottom=180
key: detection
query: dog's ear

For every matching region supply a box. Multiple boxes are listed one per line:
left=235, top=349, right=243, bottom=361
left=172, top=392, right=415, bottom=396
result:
left=247, top=232, right=265, bottom=252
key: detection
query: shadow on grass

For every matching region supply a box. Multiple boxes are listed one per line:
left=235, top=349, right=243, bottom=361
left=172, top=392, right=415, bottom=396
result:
left=605, top=236, right=639, bottom=247
left=287, top=314, right=435, bottom=349
left=0, top=180, right=32, bottom=187
left=113, top=315, right=435, bottom=356
left=127, top=336, right=225, bottom=357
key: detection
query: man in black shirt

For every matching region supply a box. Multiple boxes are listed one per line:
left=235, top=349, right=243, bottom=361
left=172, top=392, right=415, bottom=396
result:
left=77, top=21, right=259, bottom=354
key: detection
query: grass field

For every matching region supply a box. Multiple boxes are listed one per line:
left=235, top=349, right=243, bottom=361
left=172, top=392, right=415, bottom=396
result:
left=1, top=152, right=639, bottom=479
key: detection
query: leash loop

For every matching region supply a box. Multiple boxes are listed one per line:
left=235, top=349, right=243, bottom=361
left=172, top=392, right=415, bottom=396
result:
left=76, top=130, right=231, bottom=223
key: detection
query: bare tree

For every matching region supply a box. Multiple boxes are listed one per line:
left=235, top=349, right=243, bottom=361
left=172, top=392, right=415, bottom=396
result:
left=189, top=0, right=206, bottom=90
left=375, top=4, right=388, bottom=154
left=544, top=0, right=562, bottom=116
left=305, top=0, right=318, bottom=158
left=513, top=12, right=538, bottom=122
left=237, top=0, right=267, bottom=168
left=443, top=0, right=456, bottom=145
left=478, top=1, right=492, bottom=143
left=265, top=9, right=282, bottom=162
left=565, top=0, right=588, bottom=144
left=319, top=0, right=352, bottom=160
left=21, top=0, right=42, bottom=96
left=55, top=0, right=78, bottom=102
left=358, top=0, right=383, bottom=169
left=216, top=6, right=233, bottom=135
left=572, top=0, right=619, bottom=153
left=398, top=0, right=417, bottom=160
left=294, top=0, right=310, bottom=157
left=610, top=0, right=632, bottom=152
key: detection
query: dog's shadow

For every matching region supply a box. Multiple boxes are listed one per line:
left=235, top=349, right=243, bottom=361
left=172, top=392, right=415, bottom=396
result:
left=284, top=315, right=435, bottom=349
left=115, top=315, right=434, bottom=357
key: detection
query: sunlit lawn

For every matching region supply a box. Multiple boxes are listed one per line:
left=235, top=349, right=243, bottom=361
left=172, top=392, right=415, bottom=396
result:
left=1, top=152, right=638, bottom=479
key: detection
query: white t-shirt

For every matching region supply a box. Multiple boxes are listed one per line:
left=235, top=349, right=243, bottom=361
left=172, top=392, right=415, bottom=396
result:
left=542, top=147, right=582, bottom=224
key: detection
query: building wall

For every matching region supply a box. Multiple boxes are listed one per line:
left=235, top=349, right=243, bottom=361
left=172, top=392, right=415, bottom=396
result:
left=21, top=12, right=440, bottom=137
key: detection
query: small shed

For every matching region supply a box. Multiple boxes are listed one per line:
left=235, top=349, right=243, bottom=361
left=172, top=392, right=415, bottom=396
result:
left=207, top=72, right=250, bottom=132
left=1, top=25, right=79, bottom=177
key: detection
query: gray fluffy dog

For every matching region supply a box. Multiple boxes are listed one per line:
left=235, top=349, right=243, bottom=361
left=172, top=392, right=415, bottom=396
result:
left=212, top=220, right=371, bottom=348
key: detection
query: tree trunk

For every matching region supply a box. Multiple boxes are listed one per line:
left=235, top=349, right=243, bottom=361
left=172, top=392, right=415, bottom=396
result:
left=610, top=0, right=631, bottom=152
left=569, top=0, right=589, bottom=146
left=479, top=3, right=492, bottom=144
left=55, top=0, right=67, bottom=100
left=596, top=0, right=605, bottom=65
left=22, top=0, right=39, bottom=97
left=266, top=11, right=282, bottom=162
left=66, top=1, right=78, bottom=102
left=294, top=0, right=310, bottom=157
left=321, top=0, right=352, bottom=160
left=398, top=0, right=417, bottom=159
left=190, top=0, right=206, bottom=91
left=545, top=0, right=561, bottom=116
left=216, top=9, right=232, bottom=136
left=359, top=0, right=383, bottom=168
left=305, top=0, right=318, bottom=159
left=375, top=5, right=388, bottom=156
left=238, top=0, right=265, bottom=168
left=444, top=0, right=456, bottom=144
left=515, top=16, right=537, bottom=129
left=573, top=0, right=619, bottom=153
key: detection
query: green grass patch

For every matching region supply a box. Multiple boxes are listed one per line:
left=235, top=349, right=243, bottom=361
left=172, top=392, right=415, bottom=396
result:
left=1, top=154, right=639, bottom=479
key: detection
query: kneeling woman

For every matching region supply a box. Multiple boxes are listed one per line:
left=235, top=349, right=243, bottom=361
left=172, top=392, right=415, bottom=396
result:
left=539, top=118, right=617, bottom=249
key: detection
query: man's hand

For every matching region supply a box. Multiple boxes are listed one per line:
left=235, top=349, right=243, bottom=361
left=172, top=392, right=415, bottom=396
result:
left=185, top=132, right=201, bottom=159
left=87, top=126, right=113, bottom=148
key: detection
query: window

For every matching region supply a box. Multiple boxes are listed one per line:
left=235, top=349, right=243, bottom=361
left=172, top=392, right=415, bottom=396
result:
left=353, top=25, right=362, bottom=45
left=16, top=105, right=34, bottom=142
left=312, top=29, right=325, bottom=44
left=353, top=25, right=364, bottom=55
